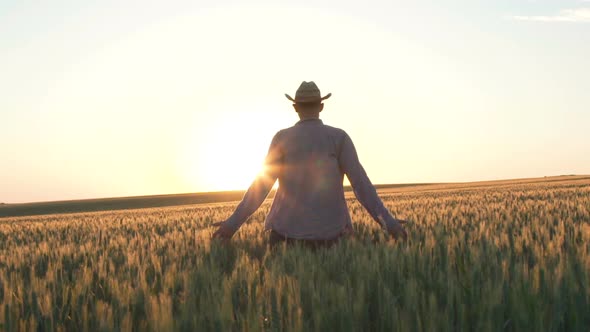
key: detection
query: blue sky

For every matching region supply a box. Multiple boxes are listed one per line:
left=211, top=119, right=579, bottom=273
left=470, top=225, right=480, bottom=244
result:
left=1, top=0, right=589, bottom=203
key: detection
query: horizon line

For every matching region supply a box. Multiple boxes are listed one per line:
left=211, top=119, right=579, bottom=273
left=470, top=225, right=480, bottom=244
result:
left=1, top=174, right=584, bottom=206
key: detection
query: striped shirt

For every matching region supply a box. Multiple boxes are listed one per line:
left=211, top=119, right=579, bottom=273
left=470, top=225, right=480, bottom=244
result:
left=224, top=118, right=397, bottom=240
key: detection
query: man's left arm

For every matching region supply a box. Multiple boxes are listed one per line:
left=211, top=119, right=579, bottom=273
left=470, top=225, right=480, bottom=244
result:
left=212, top=132, right=282, bottom=240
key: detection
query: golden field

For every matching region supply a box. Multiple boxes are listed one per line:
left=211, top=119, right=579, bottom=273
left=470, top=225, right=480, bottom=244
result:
left=1, top=176, right=589, bottom=331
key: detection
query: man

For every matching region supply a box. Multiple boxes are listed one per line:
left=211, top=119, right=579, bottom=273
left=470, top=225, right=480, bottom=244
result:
left=212, top=81, right=408, bottom=247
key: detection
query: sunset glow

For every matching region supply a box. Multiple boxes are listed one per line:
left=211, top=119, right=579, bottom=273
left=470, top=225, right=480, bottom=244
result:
left=1, top=1, right=589, bottom=203
left=180, top=110, right=282, bottom=192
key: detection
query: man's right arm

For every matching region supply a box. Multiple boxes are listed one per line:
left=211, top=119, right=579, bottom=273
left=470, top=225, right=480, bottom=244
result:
left=338, top=132, right=407, bottom=240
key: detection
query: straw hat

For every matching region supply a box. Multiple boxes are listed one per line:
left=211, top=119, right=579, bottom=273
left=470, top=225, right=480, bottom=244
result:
left=285, top=81, right=332, bottom=104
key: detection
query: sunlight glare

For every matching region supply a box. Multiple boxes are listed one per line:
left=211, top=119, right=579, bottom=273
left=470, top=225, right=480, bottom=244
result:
left=180, top=103, right=283, bottom=192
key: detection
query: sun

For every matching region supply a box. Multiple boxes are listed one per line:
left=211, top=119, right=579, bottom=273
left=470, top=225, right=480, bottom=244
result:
left=199, top=122, right=268, bottom=191
left=180, top=106, right=285, bottom=192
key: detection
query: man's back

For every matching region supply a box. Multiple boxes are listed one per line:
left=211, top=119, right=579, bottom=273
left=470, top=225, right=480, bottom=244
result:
left=265, top=118, right=352, bottom=239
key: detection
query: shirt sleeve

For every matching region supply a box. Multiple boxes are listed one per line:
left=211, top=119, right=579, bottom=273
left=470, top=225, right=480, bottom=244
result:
left=338, top=131, right=396, bottom=228
left=224, top=131, right=282, bottom=230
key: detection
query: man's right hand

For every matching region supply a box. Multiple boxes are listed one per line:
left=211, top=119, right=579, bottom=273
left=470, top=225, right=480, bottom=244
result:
left=385, top=219, right=408, bottom=241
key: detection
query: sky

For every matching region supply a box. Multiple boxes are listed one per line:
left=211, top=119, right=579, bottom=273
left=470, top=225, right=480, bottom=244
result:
left=1, top=0, right=589, bottom=203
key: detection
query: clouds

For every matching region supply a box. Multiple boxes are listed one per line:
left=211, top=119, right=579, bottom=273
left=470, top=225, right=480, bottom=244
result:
left=510, top=7, right=590, bottom=23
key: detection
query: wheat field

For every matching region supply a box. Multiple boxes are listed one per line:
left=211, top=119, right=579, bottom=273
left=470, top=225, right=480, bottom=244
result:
left=1, top=178, right=589, bottom=331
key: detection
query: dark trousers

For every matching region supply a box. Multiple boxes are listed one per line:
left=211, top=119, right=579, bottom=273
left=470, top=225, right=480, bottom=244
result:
left=268, top=229, right=344, bottom=250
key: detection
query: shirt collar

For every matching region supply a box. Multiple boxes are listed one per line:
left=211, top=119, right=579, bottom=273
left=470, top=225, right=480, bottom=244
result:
left=295, top=118, right=323, bottom=125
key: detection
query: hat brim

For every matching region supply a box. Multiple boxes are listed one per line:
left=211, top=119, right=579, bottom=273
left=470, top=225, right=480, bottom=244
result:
left=285, top=93, right=332, bottom=103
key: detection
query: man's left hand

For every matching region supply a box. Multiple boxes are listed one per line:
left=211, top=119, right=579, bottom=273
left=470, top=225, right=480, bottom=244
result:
left=211, top=220, right=236, bottom=241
